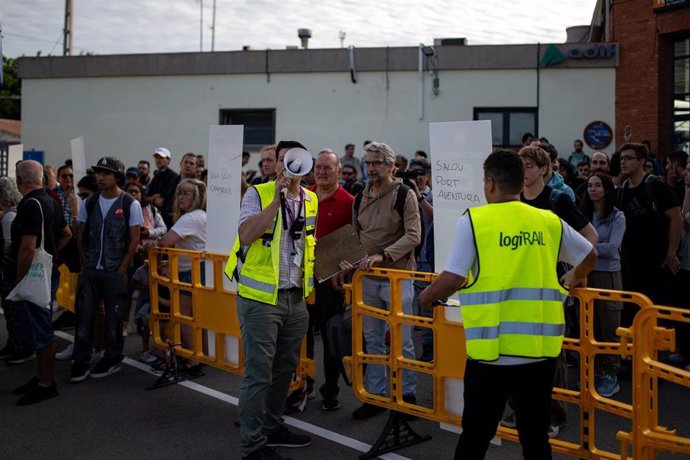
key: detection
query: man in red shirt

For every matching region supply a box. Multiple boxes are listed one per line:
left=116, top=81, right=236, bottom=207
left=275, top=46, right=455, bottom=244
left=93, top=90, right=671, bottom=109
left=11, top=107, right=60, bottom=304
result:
left=308, top=149, right=354, bottom=411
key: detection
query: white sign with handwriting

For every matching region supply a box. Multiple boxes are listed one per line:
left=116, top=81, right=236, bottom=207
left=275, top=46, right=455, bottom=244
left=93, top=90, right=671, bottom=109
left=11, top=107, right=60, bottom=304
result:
left=429, top=120, right=492, bottom=273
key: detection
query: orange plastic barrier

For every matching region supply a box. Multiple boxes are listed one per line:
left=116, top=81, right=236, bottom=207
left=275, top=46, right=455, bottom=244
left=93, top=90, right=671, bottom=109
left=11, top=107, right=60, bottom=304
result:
left=344, top=267, right=690, bottom=459
left=148, top=247, right=315, bottom=383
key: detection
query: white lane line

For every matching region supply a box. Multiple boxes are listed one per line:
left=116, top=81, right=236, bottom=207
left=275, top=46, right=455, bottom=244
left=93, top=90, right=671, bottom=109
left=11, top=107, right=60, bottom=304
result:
left=53, top=330, right=411, bottom=460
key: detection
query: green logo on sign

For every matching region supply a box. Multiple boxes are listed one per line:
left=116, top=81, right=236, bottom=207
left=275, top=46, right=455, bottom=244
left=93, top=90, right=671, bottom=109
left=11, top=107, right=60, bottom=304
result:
left=540, top=44, right=565, bottom=67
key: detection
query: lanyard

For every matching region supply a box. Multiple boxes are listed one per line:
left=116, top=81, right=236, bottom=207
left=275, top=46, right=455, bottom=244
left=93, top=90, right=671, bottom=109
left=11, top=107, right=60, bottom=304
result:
left=280, top=188, right=305, bottom=250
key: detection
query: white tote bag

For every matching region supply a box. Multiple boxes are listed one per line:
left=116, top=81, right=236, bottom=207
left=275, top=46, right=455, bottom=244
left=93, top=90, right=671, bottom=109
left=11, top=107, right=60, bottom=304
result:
left=7, top=198, right=53, bottom=309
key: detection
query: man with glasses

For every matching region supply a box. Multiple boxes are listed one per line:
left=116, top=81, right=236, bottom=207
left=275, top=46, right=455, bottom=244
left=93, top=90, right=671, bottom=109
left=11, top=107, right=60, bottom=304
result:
left=617, top=143, right=682, bottom=325
left=341, top=164, right=363, bottom=196
left=338, top=142, right=421, bottom=420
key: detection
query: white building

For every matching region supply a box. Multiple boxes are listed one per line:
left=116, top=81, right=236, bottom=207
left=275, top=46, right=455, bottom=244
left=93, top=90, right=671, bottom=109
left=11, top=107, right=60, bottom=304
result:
left=18, top=40, right=616, bottom=168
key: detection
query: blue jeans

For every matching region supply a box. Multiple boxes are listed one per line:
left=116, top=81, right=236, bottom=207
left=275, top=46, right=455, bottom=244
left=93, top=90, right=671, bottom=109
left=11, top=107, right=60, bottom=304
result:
left=236, top=291, right=309, bottom=457
left=362, top=276, right=416, bottom=396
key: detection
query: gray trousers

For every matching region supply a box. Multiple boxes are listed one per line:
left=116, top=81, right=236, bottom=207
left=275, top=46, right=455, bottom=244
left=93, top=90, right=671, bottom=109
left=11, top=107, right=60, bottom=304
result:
left=237, top=290, right=309, bottom=457
left=589, top=270, right=623, bottom=376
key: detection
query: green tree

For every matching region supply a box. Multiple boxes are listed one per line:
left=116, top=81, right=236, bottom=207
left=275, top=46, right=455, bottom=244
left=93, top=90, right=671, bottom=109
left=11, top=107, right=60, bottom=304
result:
left=0, top=56, right=20, bottom=120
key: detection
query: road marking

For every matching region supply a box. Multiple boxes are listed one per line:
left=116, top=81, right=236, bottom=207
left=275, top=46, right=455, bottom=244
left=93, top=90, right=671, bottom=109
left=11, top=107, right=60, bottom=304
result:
left=53, top=330, right=410, bottom=459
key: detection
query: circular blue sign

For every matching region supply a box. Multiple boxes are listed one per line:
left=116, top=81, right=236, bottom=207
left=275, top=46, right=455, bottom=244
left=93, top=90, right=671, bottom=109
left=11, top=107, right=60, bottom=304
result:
left=583, top=121, right=613, bottom=150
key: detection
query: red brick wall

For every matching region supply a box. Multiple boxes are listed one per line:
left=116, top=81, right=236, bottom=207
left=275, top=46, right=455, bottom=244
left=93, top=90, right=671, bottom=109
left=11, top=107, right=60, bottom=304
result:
left=613, top=1, right=690, bottom=156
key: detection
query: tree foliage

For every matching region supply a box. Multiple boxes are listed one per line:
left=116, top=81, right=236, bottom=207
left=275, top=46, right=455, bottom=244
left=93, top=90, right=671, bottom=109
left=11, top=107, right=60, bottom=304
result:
left=1, top=56, right=20, bottom=120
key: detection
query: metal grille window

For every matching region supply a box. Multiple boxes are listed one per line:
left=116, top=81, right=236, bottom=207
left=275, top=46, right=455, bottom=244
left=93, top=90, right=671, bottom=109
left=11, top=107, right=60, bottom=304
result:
left=474, top=108, right=538, bottom=148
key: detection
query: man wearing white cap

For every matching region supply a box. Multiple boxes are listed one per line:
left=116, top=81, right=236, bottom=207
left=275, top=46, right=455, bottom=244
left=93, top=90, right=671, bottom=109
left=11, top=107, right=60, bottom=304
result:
left=145, top=147, right=179, bottom=228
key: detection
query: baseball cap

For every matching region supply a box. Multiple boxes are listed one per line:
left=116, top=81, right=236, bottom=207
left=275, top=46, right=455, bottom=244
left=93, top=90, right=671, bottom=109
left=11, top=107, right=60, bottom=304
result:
left=92, top=157, right=125, bottom=177
left=126, top=167, right=139, bottom=177
left=153, top=147, right=171, bottom=159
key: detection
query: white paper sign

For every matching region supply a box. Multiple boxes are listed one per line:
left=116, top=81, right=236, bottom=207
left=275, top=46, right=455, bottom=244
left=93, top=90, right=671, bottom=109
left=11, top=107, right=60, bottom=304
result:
left=70, top=137, right=87, bottom=186
left=204, top=125, right=243, bottom=365
left=7, top=144, right=23, bottom=178
left=429, top=120, right=492, bottom=274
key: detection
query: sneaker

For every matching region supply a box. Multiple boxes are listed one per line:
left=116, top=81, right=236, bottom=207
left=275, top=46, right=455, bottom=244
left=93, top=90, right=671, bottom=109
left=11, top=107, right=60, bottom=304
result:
left=265, top=426, right=311, bottom=448
left=321, top=397, right=340, bottom=411
left=668, top=352, right=687, bottom=364
left=90, top=356, right=123, bottom=379
left=596, top=373, right=620, bottom=398
left=5, top=351, right=36, bottom=365
left=55, top=343, right=75, bottom=360
left=90, top=349, right=104, bottom=364
left=500, top=412, right=517, bottom=428
left=70, top=361, right=91, bottom=383
left=399, top=394, right=418, bottom=421
left=139, top=351, right=158, bottom=364
left=122, top=322, right=129, bottom=338
left=13, top=376, right=40, bottom=395
left=16, top=382, right=58, bottom=406
left=352, top=403, right=386, bottom=420
left=242, top=445, right=293, bottom=460
left=548, top=424, right=560, bottom=438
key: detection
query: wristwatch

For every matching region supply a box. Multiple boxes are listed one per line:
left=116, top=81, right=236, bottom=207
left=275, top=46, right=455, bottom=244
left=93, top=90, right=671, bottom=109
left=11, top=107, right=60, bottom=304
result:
left=378, top=249, right=389, bottom=261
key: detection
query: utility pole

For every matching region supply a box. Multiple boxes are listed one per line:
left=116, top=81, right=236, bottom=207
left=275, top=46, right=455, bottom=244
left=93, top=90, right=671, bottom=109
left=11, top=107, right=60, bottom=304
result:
left=211, top=0, right=217, bottom=52
left=199, top=0, right=203, bottom=52
left=63, top=0, right=73, bottom=56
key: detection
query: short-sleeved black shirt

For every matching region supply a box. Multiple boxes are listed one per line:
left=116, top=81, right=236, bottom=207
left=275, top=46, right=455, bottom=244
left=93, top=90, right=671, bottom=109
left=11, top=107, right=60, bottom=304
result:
left=9, top=188, right=66, bottom=283
left=520, top=185, right=589, bottom=232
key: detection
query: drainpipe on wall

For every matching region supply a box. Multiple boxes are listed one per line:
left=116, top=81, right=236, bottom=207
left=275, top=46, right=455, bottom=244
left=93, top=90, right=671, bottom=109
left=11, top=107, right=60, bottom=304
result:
left=419, top=43, right=425, bottom=120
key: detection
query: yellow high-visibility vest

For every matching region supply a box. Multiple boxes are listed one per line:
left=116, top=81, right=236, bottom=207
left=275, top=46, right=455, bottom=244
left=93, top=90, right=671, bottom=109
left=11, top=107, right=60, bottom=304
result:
left=224, top=181, right=317, bottom=305
left=459, top=201, right=568, bottom=361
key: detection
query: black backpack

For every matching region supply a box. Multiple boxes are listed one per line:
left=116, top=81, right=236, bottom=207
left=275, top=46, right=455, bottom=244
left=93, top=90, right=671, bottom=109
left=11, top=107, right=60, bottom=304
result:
left=353, top=184, right=424, bottom=259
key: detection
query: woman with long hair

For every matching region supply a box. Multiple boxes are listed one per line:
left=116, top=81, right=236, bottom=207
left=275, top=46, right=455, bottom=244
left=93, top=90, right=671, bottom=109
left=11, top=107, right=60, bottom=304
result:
left=579, top=172, right=626, bottom=397
left=158, top=178, right=207, bottom=374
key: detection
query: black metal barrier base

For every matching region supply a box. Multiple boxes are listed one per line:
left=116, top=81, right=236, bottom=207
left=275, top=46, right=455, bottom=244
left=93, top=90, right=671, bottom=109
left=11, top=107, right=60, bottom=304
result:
left=360, top=411, right=432, bottom=459
left=146, top=342, right=205, bottom=391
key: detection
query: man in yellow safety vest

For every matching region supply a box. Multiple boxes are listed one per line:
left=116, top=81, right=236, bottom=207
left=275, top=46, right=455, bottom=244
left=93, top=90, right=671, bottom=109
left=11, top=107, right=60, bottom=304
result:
left=419, top=149, right=597, bottom=460
left=225, top=140, right=318, bottom=460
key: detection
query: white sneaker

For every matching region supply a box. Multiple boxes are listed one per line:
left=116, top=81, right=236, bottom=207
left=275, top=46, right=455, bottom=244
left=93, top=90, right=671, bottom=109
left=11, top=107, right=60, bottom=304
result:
left=55, top=343, right=75, bottom=360
left=122, top=322, right=130, bottom=338
left=548, top=425, right=560, bottom=438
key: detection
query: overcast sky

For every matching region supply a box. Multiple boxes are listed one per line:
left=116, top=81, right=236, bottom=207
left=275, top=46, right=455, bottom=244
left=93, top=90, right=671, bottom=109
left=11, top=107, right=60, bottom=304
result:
left=2, top=0, right=598, bottom=58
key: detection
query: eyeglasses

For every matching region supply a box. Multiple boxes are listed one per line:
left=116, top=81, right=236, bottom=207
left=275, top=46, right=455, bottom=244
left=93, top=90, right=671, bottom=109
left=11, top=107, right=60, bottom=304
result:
left=77, top=192, right=91, bottom=199
left=620, top=155, right=641, bottom=162
left=60, top=174, right=74, bottom=179
left=364, top=160, right=384, bottom=168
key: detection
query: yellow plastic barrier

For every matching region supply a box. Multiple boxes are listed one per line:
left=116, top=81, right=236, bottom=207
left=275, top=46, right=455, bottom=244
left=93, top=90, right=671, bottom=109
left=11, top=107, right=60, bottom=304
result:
left=55, top=264, right=79, bottom=312
left=148, top=247, right=315, bottom=383
left=344, top=267, right=690, bottom=459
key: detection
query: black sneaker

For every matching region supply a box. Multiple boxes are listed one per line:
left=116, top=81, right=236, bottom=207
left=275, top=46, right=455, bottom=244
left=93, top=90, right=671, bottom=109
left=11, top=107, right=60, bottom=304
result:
left=321, top=397, right=340, bottom=411
left=5, top=350, right=36, bottom=365
left=242, top=445, right=293, bottom=460
left=399, top=394, right=418, bottom=421
left=16, top=382, right=58, bottom=406
left=265, top=426, right=311, bottom=448
left=13, top=376, right=39, bottom=395
left=90, top=356, right=123, bottom=379
left=352, top=403, right=386, bottom=420
left=70, top=361, right=91, bottom=383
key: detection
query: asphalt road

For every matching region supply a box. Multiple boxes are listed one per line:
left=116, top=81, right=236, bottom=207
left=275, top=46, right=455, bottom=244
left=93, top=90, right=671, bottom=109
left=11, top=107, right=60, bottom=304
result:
left=1, top=315, right=689, bottom=460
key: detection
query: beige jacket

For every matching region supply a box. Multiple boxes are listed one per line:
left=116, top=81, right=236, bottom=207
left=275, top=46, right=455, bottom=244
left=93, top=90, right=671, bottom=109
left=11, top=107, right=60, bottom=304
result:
left=354, top=179, right=421, bottom=270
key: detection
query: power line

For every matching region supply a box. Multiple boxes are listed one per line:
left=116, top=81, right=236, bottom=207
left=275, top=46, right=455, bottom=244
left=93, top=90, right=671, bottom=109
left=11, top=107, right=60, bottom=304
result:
left=4, top=31, right=89, bottom=53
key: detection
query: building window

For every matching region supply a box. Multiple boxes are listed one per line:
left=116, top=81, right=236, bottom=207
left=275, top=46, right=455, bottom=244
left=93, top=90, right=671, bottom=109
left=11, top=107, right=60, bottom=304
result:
left=474, top=108, right=538, bottom=148
left=673, top=38, right=690, bottom=152
left=219, top=109, right=275, bottom=149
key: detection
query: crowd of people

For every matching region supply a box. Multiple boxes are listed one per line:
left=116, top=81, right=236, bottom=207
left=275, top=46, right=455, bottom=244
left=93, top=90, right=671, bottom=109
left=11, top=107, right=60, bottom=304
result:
left=0, top=136, right=688, bottom=460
